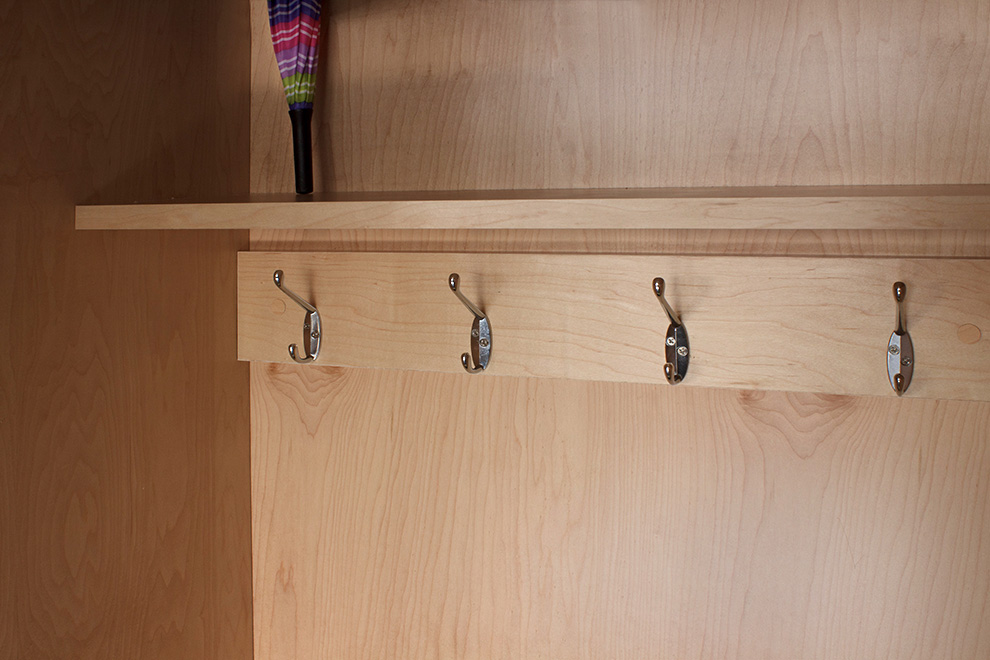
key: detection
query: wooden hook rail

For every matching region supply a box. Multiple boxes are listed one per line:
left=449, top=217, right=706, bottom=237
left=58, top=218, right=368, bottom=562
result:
left=238, top=251, right=990, bottom=402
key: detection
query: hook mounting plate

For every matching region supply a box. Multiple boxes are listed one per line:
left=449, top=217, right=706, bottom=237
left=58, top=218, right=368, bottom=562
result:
left=654, top=277, right=689, bottom=384
left=468, top=316, right=492, bottom=373
left=664, top=323, right=690, bottom=385
left=887, top=282, right=913, bottom=395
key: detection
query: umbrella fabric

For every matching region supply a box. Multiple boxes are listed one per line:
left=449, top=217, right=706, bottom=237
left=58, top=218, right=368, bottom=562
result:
left=268, top=0, right=321, bottom=110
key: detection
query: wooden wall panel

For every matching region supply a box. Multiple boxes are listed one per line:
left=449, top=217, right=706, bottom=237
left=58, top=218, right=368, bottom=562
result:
left=252, top=365, right=990, bottom=659
left=248, top=0, right=990, bottom=657
left=0, top=247, right=13, bottom=657
left=0, top=1, right=252, bottom=658
left=252, top=0, right=990, bottom=193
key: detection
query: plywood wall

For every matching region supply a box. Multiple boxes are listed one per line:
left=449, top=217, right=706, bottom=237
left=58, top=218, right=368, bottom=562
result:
left=0, top=2, right=252, bottom=658
left=249, top=0, right=990, bottom=658
left=253, top=0, right=990, bottom=193
left=252, top=368, right=990, bottom=659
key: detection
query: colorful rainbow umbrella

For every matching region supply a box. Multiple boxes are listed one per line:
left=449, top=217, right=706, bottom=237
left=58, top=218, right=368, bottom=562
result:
left=268, top=0, right=322, bottom=194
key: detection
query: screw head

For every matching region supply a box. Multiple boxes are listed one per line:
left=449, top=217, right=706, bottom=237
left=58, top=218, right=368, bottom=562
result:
left=676, top=346, right=689, bottom=357
left=901, top=357, right=912, bottom=366
left=311, top=331, right=320, bottom=339
left=888, top=344, right=900, bottom=355
left=471, top=329, right=479, bottom=338
left=666, top=337, right=676, bottom=346
left=479, top=338, right=489, bottom=348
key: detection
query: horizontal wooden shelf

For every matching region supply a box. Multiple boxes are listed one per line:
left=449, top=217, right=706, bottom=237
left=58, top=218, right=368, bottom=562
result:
left=239, top=251, right=990, bottom=401
left=79, top=185, right=990, bottom=231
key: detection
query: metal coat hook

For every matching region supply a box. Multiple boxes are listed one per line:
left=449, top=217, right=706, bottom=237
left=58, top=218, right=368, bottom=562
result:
left=887, top=281, right=914, bottom=396
left=273, top=270, right=321, bottom=363
left=653, top=277, right=689, bottom=384
left=449, top=273, right=491, bottom=373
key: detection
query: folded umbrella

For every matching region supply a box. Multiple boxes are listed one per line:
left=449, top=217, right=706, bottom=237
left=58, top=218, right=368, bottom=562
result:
left=268, top=0, right=322, bottom=194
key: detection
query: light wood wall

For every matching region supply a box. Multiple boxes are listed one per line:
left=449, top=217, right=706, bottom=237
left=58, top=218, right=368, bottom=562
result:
left=0, top=2, right=252, bottom=658
left=249, top=0, right=990, bottom=658
left=253, top=0, right=990, bottom=192
left=253, top=368, right=990, bottom=659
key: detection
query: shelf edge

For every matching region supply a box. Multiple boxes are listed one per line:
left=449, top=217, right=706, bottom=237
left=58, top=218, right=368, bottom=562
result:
left=76, top=186, right=990, bottom=231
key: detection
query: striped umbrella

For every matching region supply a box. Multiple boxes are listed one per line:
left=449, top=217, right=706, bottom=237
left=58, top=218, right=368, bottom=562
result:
left=268, top=0, right=322, bottom=194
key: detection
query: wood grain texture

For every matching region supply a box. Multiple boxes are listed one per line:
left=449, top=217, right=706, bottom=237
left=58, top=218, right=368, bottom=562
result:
left=248, top=227, right=990, bottom=258
left=0, top=242, right=13, bottom=658
left=76, top=185, right=990, bottom=231
left=252, top=365, right=990, bottom=659
left=247, top=0, right=990, bottom=656
left=239, top=251, right=990, bottom=401
left=0, top=1, right=252, bottom=658
left=252, top=0, right=990, bottom=193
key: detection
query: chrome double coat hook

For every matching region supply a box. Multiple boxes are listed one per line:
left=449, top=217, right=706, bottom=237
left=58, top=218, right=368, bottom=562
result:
left=449, top=273, right=491, bottom=373
left=887, top=281, right=913, bottom=395
left=273, top=270, right=322, bottom=363
left=654, top=277, right=689, bottom=384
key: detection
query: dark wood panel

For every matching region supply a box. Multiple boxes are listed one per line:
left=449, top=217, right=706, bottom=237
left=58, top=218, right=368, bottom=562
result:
left=0, top=1, right=252, bottom=658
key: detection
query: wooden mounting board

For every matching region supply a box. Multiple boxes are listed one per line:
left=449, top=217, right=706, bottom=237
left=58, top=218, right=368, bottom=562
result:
left=78, top=186, right=990, bottom=231
left=239, top=252, right=990, bottom=401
